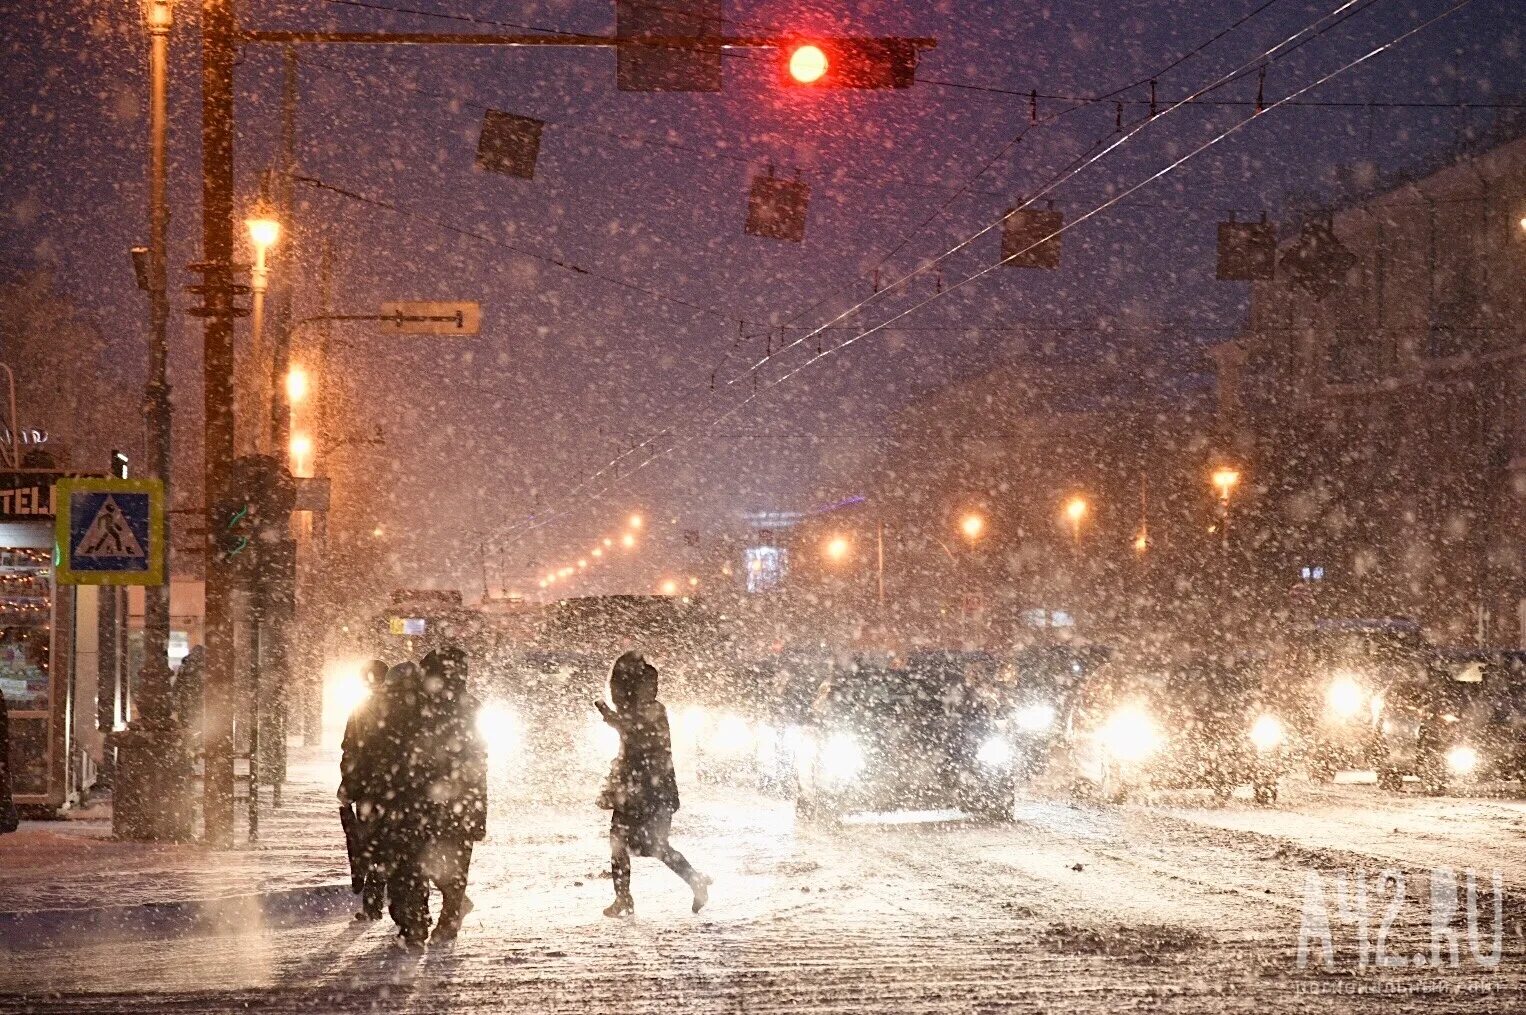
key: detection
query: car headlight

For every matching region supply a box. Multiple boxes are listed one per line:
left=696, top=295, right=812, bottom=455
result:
left=1014, top=702, right=1057, bottom=733
left=675, top=705, right=707, bottom=741
left=819, top=732, right=865, bottom=784
left=976, top=736, right=1014, bottom=767
left=1446, top=745, right=1480, bottom=776
left=585, top=714, right=620, bottom=761
left=1249, top=714, right=1285, bottom=752
left=1326, top=675, right=1366, bottom=720
left=1098, top=705, right=1164, bottom=763
left=707, top=712, right=755, bottom=757
left=476, top=700, right=523, bottom=753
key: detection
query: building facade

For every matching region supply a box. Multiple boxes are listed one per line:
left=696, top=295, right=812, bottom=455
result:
left=1213, top=136, right=1526, bottom=647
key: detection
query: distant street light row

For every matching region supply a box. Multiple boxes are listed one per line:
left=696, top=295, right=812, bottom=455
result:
left=538, top=514, right=644, bottom=592
left=823, top=467, right=1243, bottom=562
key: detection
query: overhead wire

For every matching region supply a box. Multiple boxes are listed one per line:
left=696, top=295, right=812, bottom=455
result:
left=723, top=0, right=1389, bottom=395
left=477, top=0, right=1452, bottom=557
left=477, top=0, right=1383, bottom=552
left=292, top=173, right=748, bottom=324
left=297, top=55, right=1010, bottom=198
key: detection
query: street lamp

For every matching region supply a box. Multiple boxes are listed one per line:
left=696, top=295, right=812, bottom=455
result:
left=658, top=578, right=679, bottom=596
left=959, top=512, right=986, bottom=542
left=245, top=196, right=281, bottom=453
left=622, top=533, right=636, bottom=549
left=1211, top=466, right=1241, bottom=503
left=284, top=364, right=309, bottom=403
left=1063, top=495, right=1089, bottom=544
left=1211, top=465, right=1241, bottom=550
left=824, top=535, right=852, bottom=562
left=289, top=432, right=313, bottom=477
left=628, top=513, right=643, bottom=530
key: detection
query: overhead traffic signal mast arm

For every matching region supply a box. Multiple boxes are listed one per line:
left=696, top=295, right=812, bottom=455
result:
left=237, top=31, right=937, bottom=52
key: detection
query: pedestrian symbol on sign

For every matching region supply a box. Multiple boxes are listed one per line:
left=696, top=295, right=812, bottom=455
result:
left=76, top=496, right=146, bottom=559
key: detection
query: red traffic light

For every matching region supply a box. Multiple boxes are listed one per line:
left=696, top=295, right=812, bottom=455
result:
left=779, top=38, right=921, bottom=89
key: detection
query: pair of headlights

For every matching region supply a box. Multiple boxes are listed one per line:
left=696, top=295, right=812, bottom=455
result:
left=1092, top=707, right=1286, bottom=762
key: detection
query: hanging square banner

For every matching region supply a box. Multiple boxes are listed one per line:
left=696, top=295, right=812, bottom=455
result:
left=53, top=477, right=165, bottom=586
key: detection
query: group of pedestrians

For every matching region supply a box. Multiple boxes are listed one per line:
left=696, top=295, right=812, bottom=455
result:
left=337, top=646, right=710, bottom=946
left=339, top=646, right=487, bottom=950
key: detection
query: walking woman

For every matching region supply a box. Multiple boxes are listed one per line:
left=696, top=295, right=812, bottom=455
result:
left=595, top=651, right=710, bottom=917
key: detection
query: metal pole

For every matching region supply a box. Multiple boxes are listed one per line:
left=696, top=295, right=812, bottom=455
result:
left=248, top=247, right=267, bottom=454
left=200, top=0, right=240, bottom=849
left=141, top=1, right=174, bottom=729
left=270, top=46, right=297, bottom=454
left=268, top=47, right=298, bottom=797
left=247, top=599, right=259, bottom=842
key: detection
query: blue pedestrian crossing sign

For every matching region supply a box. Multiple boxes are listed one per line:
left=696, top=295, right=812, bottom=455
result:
left=53, top=478, right=165, bottom=585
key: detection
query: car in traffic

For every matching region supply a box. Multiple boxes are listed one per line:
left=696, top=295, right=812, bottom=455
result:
left=794, top=654, right=1018, bottom=822
left=1373, top=650, right=1526, bottom=793
left=1065, top=654, right=1289, bottom=803
left=1277, top=618, right=1433, bottom=780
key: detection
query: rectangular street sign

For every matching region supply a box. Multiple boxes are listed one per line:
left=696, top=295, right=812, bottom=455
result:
left=53, top=477, right=165, bottom=586
left=378, top=301, right=481, bottom=336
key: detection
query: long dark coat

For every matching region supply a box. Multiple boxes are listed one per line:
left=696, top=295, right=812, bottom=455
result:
left=604, top=698, right=681, bottom=822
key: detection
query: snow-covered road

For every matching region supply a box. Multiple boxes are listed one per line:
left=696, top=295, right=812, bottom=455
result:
left=3, top=771, right=1525, bottom=1013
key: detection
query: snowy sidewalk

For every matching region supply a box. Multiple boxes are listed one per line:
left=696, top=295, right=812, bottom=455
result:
left=0, top=750, right=355, bottom=951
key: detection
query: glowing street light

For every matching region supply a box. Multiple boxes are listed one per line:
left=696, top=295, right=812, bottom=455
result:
left=1063, top=496, right=1088, bottom=544
left=1211, top=466, right=1242, bottom=503
left=284, top=364, right=309, bottom=403
left=591, top=547, right=602, bottom=558
left=959, top=512, right=986, bottom=542
left=628, top=514, right=643, bottom=530
left=622, top=533, right=636, bottom=549
left=788, top=43, right=829, bottom=84
left=577, top=559, right=587, bottom=569
left=371, top=525, right=384, bottom=539
left=289, top=432, right=313, bottom=477
left=824, top=535, right=852, bottom=562
left=658, top=578, right=679, bottom=596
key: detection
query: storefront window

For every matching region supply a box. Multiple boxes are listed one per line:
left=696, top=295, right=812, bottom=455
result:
left=0, top=547, right=51, bottom=712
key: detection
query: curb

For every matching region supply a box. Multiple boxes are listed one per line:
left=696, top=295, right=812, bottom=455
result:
left=0, top=882, right=354, bottom=953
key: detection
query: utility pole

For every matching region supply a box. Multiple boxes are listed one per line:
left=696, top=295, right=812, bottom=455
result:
left=197, top=0, right=241, bottom=848
left=142, top=0, right=174, bottom=729
left=113, top=0, right=194, bottom=843
left=265, top=45, right=299, bottom=795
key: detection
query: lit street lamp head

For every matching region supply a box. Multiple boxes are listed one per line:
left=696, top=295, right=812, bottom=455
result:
left=246, top=214, right=281, bottom=253
left=960, top=512, right=985, bottom=541
left=285, top=365, right=309, bottom=403
left=824, top=535, right=851, bottom=562
left=1212, top=466, right=1242, bottom=501
left=1064, top=496, right=1088, bottom=524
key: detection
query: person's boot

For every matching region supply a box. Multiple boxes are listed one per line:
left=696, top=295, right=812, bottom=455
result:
left=603, top=893, right=635, bottom=918
left=690, top=874, right=712, bottom=914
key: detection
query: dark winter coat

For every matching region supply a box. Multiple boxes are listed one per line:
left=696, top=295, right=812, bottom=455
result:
left=372, top=662, right=431, bottom=850
left=1, top=690, right=17, bottom=834
left=416, top=650, right=489, bottom=841
left=170, top=646, right=204, bottom=742
left=598, top=668, right=677, bottom=818
left=339, top=664, right=391, bottom=812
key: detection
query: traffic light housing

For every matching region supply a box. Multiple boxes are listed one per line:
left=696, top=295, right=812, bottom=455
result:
left=214, top=455, right=296, bottom=573
left=746, top=171, right=810, bottom=242
left=615, top=0, right=723, bottom=92
left=779, top=38, right=920, bottom=89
